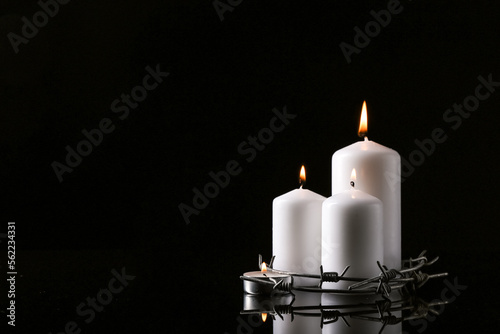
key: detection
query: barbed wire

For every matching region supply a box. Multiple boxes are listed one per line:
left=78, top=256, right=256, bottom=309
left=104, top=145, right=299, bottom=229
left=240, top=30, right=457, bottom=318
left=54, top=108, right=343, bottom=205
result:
left=240, top=250, right=447, bottom=297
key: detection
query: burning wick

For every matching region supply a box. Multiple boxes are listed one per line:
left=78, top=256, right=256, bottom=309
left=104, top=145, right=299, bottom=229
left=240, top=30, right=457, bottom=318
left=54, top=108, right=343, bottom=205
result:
left=358, top=100, right=368, bottom=139
left=299, top=165, right=306, bottom=189
left=350, top=168, right=356, bottom=188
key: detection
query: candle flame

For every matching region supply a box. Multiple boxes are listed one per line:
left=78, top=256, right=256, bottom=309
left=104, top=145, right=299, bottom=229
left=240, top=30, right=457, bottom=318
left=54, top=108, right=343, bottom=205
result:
left=299, top=165, right=306, bottom=186
left=358, top=101, right=368, bottom=138
left=262, top=313, right=268, bottom=322
left=350, top=169, right=356, bottom=188
left=261, top=262, right=267, bottom=272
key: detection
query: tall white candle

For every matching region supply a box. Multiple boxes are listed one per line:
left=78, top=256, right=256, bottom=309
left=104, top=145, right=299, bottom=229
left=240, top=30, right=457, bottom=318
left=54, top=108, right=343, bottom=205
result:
left=273, top=166, right=325, bottom=283
left=322, top=169, right=383, bottom=289
left=331, top=102, right=401, bottom=269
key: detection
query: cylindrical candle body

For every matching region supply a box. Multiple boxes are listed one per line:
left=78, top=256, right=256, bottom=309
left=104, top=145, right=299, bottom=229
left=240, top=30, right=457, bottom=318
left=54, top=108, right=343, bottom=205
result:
left=322, top=189, right=383, bottom=289
left=332, top=139, right=401, bottom=269
left=273, top=189, right=325, bottom=283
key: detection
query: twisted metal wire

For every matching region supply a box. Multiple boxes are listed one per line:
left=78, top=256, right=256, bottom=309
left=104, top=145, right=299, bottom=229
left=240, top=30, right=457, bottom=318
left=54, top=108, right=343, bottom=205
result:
left=241, top=250, right=448, bottom=297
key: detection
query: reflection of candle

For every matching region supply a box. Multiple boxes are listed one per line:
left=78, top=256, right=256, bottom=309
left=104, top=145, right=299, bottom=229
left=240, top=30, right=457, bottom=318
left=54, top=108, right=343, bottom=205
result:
left=322, top=169, right=383, bottom=289
left=321, top=294, right=401, bottom=334
left=242, top=293, right=294, bottom=312
left=242, top=263, right=290, bottom=295
left=331, top=101, right=401, bottom=269
left=274, top=291, right=321, bottom=334
left=273, top=166, right=325, bottom=282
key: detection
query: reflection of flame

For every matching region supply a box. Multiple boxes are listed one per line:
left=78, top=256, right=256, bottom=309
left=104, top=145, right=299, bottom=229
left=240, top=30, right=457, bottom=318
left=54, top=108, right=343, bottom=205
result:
left=351, top=168, right=357, bottom=182
left=358, top=101, right=368, bottom=138
left=300, top=165, right=306, bottom=183
left=262, top=313, right=268, bottom=322
left=261, top=262, right=267, bottom=272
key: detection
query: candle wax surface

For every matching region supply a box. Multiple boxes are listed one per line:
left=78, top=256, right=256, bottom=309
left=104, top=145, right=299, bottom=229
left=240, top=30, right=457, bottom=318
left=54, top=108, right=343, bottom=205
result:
left=322, top=188, right=384, bottom=289
left=243, top=271, right=289, bottom=278
left=332, top=139, right=401, bottom=269
left=273, top=188, right=325, bottom=279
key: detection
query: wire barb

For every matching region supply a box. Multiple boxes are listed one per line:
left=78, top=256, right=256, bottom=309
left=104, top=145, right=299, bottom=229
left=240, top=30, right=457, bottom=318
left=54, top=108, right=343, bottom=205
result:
left=319, top=265, right=351, bottom=287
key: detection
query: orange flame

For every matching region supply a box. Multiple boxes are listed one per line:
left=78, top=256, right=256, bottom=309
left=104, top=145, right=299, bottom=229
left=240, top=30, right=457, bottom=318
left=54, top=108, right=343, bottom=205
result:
left=358, top=101, right=368, bottom=138
left=262, top=313, right=268, bottom=322
left=300, top=165, right=306, bottom=184
left=350, top=169, right=357, bottom=189
left=261, top=262, right=267, bottom=272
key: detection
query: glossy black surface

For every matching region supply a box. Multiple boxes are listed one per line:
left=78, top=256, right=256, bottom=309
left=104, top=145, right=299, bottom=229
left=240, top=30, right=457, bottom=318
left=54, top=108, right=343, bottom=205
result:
left=1, top=1, right=499, bottom=333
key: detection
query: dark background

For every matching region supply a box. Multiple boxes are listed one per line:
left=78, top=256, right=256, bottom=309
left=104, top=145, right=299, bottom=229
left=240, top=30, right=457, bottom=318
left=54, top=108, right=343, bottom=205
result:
left=1, top=0, right=499, bottom=333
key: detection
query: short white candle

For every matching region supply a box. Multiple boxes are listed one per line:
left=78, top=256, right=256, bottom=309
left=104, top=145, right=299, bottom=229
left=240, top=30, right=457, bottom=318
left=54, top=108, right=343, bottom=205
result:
left=331, top=101, right=401, bottom=269
left=273, top=166, right=326, bottom=283
left=242, top=262, right=290, bottom=294
left=322, top=169, right=383, bottom=289
left=243, top=264, right=289, bottom=280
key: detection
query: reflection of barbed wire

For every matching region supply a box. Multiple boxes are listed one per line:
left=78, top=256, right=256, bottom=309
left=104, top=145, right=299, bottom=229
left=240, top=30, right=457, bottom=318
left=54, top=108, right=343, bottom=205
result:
left=240, top=250, right=447, bottom=297
left=241, top=292, right=448, bottom=334
left=350, top=296, right=447, bottom=333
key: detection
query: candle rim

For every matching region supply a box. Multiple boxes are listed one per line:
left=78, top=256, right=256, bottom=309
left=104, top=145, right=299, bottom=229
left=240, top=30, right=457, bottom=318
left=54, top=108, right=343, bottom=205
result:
left=332, top=140, right=400, bottom=156
left=273, top=188, right=326, bottom=202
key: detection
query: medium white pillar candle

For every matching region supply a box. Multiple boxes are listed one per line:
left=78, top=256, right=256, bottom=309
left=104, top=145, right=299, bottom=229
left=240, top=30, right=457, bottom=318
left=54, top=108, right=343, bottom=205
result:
left=331, top=102, right=401, bottom=269
left=273, top=166, right=325, bottom=283
left=322, top=169, right=383, bottom=289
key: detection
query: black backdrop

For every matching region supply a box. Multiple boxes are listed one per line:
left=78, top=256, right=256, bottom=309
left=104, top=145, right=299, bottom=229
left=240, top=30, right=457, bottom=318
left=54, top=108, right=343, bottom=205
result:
left=1, top=0, right=499, bottom=333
